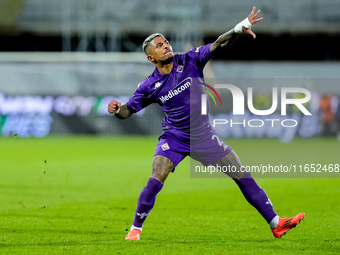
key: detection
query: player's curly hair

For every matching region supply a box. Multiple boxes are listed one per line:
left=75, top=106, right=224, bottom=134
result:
left=142, top=33, right=165, bottom=54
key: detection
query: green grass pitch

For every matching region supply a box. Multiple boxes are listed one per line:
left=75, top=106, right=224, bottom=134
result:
left=0, top=136, right=339, bottom=254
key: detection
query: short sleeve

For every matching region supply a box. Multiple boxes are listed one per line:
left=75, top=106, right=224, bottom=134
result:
left=187, top=43, right=212, bottom=71
left=126, top=81, right=154, bottom=113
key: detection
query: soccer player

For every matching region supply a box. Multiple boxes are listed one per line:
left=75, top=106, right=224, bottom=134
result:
left=108, top=7, right=305, bottom=241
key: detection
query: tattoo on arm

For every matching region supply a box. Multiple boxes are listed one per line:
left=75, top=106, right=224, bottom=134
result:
left=114, top=104, right=133, bottom=119
left=210, top=28, right=239, bottom=54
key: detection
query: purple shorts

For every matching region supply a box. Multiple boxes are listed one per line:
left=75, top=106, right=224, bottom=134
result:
left=154, top=129, right=232, bottom=171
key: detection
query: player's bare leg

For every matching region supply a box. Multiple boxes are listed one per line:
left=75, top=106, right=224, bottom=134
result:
left=151, top=155, right=174, bottom=183
left=214, top=150, right=245, bottom=180
left=125, top=155, right=174, bottom=240
left=215, top=150, right=305, bottom=238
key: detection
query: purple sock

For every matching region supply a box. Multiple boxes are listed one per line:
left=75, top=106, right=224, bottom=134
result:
left=235, top=172, right=277, bottom=223
left=132, top=177, right=164, bottom=228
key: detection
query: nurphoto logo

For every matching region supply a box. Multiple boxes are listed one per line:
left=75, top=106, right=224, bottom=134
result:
left=200, top=83, right=312, bottom=128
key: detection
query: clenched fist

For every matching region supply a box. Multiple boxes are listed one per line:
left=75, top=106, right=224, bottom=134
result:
left=108, top=100, right=121, bottom=114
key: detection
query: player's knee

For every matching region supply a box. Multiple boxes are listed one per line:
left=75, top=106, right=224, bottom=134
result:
left=151, top=167, right=171, bottom=183
left=215, top=151, right=248, bottom=180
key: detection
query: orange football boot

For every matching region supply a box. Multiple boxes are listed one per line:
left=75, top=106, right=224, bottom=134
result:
left=125, top=229, right=142, bottom=240
left=271, top=212, right=305, bottom=238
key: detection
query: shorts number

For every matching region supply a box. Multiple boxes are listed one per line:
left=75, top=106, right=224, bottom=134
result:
left=212, top=135, right=229, bottom=151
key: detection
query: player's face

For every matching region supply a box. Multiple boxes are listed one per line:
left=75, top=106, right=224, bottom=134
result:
left=148, top=36, right=173, bottom=62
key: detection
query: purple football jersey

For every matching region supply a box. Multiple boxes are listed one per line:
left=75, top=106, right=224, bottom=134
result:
left=127, top=44, right=212, bottom=141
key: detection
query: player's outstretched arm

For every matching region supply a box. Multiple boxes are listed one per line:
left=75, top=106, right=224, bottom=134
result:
left=210, top=6, right=263, bottom=54
left=108, top=100, right=132, bottom=119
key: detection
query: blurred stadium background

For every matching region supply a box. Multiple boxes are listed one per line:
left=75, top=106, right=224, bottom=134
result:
left=0, top=0, right=340, bottom=139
